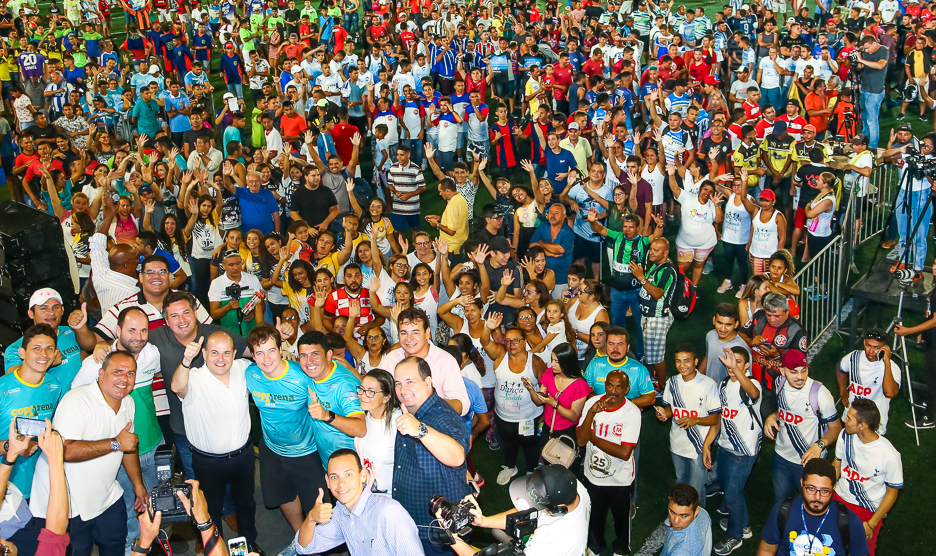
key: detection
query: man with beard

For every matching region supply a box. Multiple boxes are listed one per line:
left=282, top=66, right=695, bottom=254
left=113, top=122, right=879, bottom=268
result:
left=244, top=325, right=326, bottom=554
left=71, top=306, right=162, bottom=554
left=758, top=458, right=870, bottom=556
left=381, top=308, right=469, bottom=416
left=30, top=351, right=148, bottom=556
left=3, top=288, right=94, bottom=384
left=323, top=264, right=383, bottom=335
left=171, top=332, right=262, bottom=554
left=295, top=331, right=365, bottom=465
left=584, top=328, right=656, bottom=410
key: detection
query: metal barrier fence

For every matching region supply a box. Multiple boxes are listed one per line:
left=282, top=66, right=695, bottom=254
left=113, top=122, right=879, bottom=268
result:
left=794, top=162, right=901, bottom=349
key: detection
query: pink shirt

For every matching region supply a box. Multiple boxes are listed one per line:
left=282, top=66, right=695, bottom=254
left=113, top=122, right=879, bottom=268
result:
left=540, top=370, right=593, bottom=430
left=382, top=343, right=471, bottom=416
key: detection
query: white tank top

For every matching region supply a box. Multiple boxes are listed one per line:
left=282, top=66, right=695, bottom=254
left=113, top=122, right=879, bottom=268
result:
left=807, top=193, right=835, bottom=238
left=354, top=409, right=400, bottom=496
left=568, top=299, right=603, bottom=358
left=494, top=351, right=544, bottom=422
left=460, top=319, right=496, bottom=389
left=605, top=156, right=625, bottom=189
left=642, top=165, right=665, bottom=205
left=357, top=352, right=387, bottom=377
left=414, top=288, right=439, bottom=337
left=750, top=208, right=780, bottom=258
left=723, top=193, right=754, bottom=245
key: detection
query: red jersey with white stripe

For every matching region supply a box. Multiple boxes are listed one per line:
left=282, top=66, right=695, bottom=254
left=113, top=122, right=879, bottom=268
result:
left=324, top=287, right=376, bottom=327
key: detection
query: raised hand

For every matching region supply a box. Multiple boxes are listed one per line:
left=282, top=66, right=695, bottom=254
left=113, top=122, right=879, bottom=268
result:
left=433, top=237, right=448, bottom=256
left=469, top=244, right=490, bottom=264
left=424, top=142, right=436, bottom=159
left=484, top=312, right=503, bottom=330
left=501, top=268, right=515, bottom=287
left=304, top=130, right=315, bottom=144
left=275, top=316, right=294, bottom=340
left=313, top=285, right=329, bottom=308
left=350, top=132, right=361, bottom=147
left=67, top=302, right=88, bottom=330
left=115, top=421, right=139, bottom=453
left=519, top=159, right=534, bottom=173
left=348, top=298, right=361, bottom=320
left=308, top=488, right=333, bottom=525
left=399, top=236, right=409, bottom=254
left=182, top=337, right=204, bottom=367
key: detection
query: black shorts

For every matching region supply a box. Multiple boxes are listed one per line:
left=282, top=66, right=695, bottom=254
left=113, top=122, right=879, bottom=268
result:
left=257, top=439, right=328, bottom=512
left=573, top=235, right=601, bottom=264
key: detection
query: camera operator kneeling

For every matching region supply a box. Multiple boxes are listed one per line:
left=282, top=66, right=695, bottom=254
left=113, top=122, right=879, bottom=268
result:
left=447, top=464, right=590, bottom=556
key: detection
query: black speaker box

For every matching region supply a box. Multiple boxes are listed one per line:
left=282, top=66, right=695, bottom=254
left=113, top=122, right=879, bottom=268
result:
left=0, top=322, right=22, bottom=370
left=0, top=202, right=64, bottom=260
left=2, top=246, right=70, bottom=287
left=0, top=275, right=77, bottom=330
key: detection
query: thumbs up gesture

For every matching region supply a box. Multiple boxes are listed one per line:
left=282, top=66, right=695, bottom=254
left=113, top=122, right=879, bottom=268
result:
left=182, top=337, right=205, bottom=368
left=68, top=302, right=89, bottom=330
left=115, top=421, right=138, bottom=453
left=308, top=391, right=328, bottom=421
left=308, top=488, right=333, bottom=525
left=395, top=404, right=422, bottom=437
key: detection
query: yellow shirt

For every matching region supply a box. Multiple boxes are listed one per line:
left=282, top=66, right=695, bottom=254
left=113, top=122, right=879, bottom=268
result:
left=440, top=193, right=469, bottom=253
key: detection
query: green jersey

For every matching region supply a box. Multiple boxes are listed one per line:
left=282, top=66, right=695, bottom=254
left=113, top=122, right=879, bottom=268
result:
left=604, top=229, right=650, bottom=292
left=638, top=262, right=677, bottom=318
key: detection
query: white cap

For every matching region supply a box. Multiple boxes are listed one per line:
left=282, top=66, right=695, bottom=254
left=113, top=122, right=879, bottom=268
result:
left=741, top=3, right=750, bottom=9
left=222, top=92, right=235, bottom=100
left=291, top=64, right=302, bottom=74
left=148, top=65, right=160, bottom=75
left=29, top=288, right=63, bottom=309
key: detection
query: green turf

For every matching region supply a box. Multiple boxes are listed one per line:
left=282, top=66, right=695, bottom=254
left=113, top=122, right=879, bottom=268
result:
left=4, top=5, right=933, bottom=554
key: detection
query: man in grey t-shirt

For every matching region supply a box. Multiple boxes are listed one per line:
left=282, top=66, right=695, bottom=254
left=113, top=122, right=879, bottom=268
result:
left=855, top=35, right=889, bottom=149
left=700, top=304, right=751, bottom=384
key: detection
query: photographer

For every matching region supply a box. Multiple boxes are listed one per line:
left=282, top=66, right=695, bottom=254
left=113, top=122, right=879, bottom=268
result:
left=854, top=35, right=889, bottom=150
left=885, top=133, right=936, bottom=279
left=447, top=465, right=590, bottom=556
left=208, top=250, right=265, bottom=336
left=295, top=449, right=422, bottom=555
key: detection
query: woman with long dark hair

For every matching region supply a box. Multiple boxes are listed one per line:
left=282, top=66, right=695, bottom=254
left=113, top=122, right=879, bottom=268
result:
left=568, top=279, right=610, bottom=358
left=353, top=369, right=402, bottom=495
left=184, top=193, right=222, bottom=306
left=524, top=342, right=592, bottom=464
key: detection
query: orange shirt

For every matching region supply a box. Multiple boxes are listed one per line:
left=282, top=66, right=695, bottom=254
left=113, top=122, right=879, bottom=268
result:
left=280, top=113, right=308, bottom=139
left=804, top=92, right=829, bottom=133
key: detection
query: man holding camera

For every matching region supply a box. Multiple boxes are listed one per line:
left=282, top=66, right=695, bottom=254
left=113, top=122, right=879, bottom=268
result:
left=448, top=464, right=590, bottom=556
left=296, top=449, right=423, bottom=555
left=208, top=250, right=265, bottom=336
left=171, top=331, right=261, bottom=554
left=30, top=351, right=147, bottom=556
left=71, top=307, right=163, bottom=555
left=854, top=35, right=889, bottom=150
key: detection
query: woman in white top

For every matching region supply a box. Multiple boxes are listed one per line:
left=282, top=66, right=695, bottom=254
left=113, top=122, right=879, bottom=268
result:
left=804, top=171, right=838, bottom=255
left=667, top=162, right=725, bottom=285
left=184, top=192, right=222, bottom=306
left=481, top=315, right=547, bottom=485
left=410, top=259, right=441, bottom=337
left=747, top=185, right=787, bottom=275
left=717, top=178, right=758, bottom=295
left=567, top=279, right=610, bottom=358
left=439, top=296, right=494, bottom=390
left=640, top=139, right=666, bottom=215
left=672, top=157, right=711, bottom=196
left=494, top=270, right=550, bottom=336
left=345, top=302, right=390, bottom=376
left=738, top=275, right=772, bottom=325
left=354, top=369, right=402, bottom=496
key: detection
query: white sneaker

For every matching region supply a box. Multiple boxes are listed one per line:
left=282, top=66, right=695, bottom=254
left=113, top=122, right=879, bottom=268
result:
left=497, top=466, right=518, bottom=485
left=276, top=540, right=298, bottom=556
left=717, top=279, right=733, bottom=294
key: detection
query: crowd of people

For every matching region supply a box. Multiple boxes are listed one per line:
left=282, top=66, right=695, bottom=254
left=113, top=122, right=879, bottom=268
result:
left=0, top=0, right=930, bottom=554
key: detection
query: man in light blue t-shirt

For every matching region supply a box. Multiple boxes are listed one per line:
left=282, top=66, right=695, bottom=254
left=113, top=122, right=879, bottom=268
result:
left=296, top=331, right=365, bottom=466
left=585, top=327, right=656, bottom=407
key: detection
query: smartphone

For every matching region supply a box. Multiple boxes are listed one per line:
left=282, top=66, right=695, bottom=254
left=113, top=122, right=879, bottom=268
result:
left=15, top=417, right=46, bottom=437
left=227, top=97, right=239, bottom=112
left=227, top=537, right=248, bottom=556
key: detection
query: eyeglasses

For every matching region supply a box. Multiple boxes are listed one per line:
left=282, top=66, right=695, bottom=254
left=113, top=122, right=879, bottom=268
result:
left=506, top=338, right=524, bottom=344
left=393, top=262, right=409, bottom=267
left=518, top=314, right=534, bottom=320
left=143, top=269, right=169, bottom=275
left=356, top=386, right=381, bottom=398
left=803, top=485, right=833, bottom=496
left=365, top=335, right=384, bottom=341
left=415, top=241, right=431, bottom=247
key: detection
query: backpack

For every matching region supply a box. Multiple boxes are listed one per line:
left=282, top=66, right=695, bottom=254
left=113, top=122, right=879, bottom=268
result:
left=720, top=377, right=762, bottom=431
left=776, top=497, right=851, bottom=552
left=669, top=271, right=698, bottom=320
left=775, top=376, right=826, bottom=438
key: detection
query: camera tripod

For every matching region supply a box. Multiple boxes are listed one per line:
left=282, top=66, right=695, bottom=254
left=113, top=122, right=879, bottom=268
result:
left=884, top=286, right=922, bottom=446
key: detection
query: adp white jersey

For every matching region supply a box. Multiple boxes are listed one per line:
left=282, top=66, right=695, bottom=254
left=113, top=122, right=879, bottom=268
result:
left=834, top=430, right=904, bottom=512
left=838, top=350, right=901, bottom=435
left=662, top=372, right=721, bottom=460
left=716, top=376, right=763, bottom=457
left=579, top=397, right=641, bottom=487
left=775, top=377, right=839, bottom=465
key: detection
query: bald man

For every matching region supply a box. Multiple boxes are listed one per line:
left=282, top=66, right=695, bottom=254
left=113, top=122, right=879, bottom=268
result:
left=89, top=232, right=142, bottom=313
left=170, top=331, right=261, bottom=552
left=630, top=237, right=678, bottom=386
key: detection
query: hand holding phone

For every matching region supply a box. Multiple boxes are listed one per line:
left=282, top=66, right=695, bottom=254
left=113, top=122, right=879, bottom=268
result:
left=227, top=537, right=248, bottom=556
left=16, top=417, right=47, bottom=438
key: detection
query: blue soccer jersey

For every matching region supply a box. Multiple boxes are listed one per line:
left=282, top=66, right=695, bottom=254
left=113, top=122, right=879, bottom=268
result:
left=246, top=360, right=317, bottom=457
left=307, top=362, right=363, bottom=465
left=585, top=356, right=655, bottom=399
left=4, top=327, right=82, bottom=390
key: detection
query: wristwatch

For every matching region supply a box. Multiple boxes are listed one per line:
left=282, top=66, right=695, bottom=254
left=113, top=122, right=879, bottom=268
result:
left=110, top=440, right=121, bottom=452
left=640, top=278, right=648, bottom=285
left=817, top=439, right=828, bottom=450
left=416, top=422, right=429, bottom=440
left=325, top=410, right=337, bottom=424
left=131, top=541, right=151, bottom=555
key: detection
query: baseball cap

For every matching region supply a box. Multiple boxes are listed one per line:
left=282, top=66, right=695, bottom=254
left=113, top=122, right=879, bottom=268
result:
left=29, top=288, right=63, bottom=309
left=568, top=122, right=581, bottom=131
left=148, top=65, right=160, bottom=75
left=803, top=124, right=817, bottom=133
left=222, top=92, right=236, bottom=100
left=897, top=122, right=912, bottom=132
left=772, top=121, right=787, bottom=136
left=759, top=189, right=777, bottom=201
left=851, top=133, right=870, bottom=146
left=509, top=464, right=578, bottom=512
left=703, top=75, right=719, bottom=85
left=781, top=349, right=809, bottom=369
left=139, top=184, right=153, bottom=195
left=741, top=3, right=750, bottom=10
left=316, top=98, right=329, bottom=107
left=489, top=236, right=512, bottom=253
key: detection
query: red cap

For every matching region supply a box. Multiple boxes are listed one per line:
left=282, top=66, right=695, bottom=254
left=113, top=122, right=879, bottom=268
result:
left=759, top=189, right=777, bottom=200
left=781, top=350, right=809, bottom=369
left=803, top=124, right=817, bottom=133
left=703, top=75, right=719, bottom=85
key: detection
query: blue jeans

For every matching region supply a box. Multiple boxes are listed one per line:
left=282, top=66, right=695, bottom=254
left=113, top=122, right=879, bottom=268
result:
left=895, top=188, right=933, bottom=271
left=773, top=453, right=803, bottom=504
left=761, top=87, right=783, bottom=110
left=672, top=453, right=708, bottom=508
left=226, top=83, right=244, bottom=100
left=172, top=432, right=198, bottom=480
left=610, top=287, right=643, bottom=358
left=716, top=450, right=757, bottom=540
left=389, top=213, right=423, bottom=232
left=117, top=444, right=160, bottom=554
left=860, top=90, right=885, bottom=149
left=403, top=138, right=422, bottom=164
left=343, top=12, right=359, bottom=35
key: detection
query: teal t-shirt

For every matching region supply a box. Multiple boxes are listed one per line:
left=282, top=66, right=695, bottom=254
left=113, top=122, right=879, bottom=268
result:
left=0, top=371, right=66, bottom=497
left=131, top=98, right=162, bottom=137
left=4, top=326, right=83, bottom=389
left=584, top=355, right=655, bottom=398
left=307, top=362, right=363, bottom=465
left=222, top=125, right=242, bottom=157
left=246, top=359, right=317, bottom=457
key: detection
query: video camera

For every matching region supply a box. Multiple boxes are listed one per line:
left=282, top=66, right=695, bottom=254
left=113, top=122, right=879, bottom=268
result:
left=224, top=282, right=243, bottom=302
left=904, top=146, right=936, bottom=180
left=430, top=495, right=475, bottom=542
left=475, top=510, right=539, bottom=556
left=149, top=447, right=193, bottom=523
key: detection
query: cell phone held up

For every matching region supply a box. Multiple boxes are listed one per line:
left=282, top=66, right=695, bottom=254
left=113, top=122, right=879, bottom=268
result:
left=227, top=537, right=248, bottom=556
left=15, top=417, right=46, bottom=438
